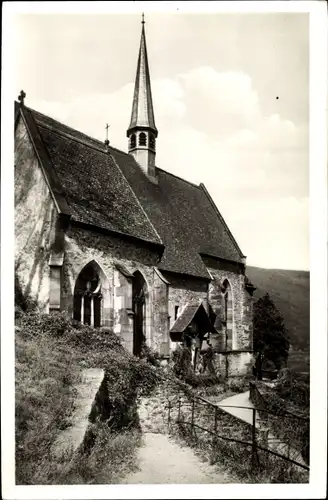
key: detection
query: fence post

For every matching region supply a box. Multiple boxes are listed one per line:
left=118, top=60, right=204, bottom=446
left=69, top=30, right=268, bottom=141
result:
left=191, top=397, right=195, bottom=438
left=178, top=397, right=181, bottom=422
left=251, top=407, right=258, bottom=471
left=210, top=406, right=219, bottom=465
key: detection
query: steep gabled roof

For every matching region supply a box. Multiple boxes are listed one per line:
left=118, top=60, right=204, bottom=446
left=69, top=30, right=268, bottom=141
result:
left=170, top=303, right=217, bottom=339
left=111, top=148, right=245, bottom=277
left=15, top=103, right=162, bottom=247
left=15, top=102, right=245, bottom=279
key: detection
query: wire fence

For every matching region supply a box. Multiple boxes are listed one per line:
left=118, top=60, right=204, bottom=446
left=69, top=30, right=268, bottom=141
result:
left=165, top=386, right=309, bottom=476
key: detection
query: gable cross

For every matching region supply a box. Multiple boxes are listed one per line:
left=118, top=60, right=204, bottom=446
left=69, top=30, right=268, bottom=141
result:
left=18, top=90, right=26, bottom=106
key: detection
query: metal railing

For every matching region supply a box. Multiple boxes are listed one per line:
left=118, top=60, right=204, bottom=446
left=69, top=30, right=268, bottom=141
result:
left=165, top=389, right=309, bottom=473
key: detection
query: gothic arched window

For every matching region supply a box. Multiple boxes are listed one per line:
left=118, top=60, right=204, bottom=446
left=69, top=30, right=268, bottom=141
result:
left=130, top=134, right=136, bottom=149
left=221, top=279, right=234, bottom=350
left=139, top=132, right=147, bottom=146
left=73, top=262, right=103, bottom=327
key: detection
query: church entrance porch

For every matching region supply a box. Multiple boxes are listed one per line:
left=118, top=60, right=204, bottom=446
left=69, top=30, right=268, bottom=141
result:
left=170, top=302, right=217, bottom=372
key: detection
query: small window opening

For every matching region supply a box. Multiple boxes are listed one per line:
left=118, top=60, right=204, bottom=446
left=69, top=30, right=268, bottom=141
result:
left=174, top=306, right=179, bottom=320
left=130, top=134, right=136, bottom=149
left=149, top=134, right=155, bottom=150
left=139, top=132, right=147, bottom=146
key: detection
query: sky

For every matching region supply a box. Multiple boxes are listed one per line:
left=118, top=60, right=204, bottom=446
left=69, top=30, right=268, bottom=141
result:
left=11, top=7, right=309, bottom=270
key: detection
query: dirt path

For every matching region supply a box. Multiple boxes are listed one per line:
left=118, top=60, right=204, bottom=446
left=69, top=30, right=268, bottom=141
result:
left=119, top=432, right=231, bottom=484
left=218, top=391, right=255, bottom=426
left=217, top=390, right=307, bottom=467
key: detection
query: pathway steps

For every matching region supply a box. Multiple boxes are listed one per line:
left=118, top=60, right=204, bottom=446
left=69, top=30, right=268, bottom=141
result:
left=51, top=368, right=105, bottom=458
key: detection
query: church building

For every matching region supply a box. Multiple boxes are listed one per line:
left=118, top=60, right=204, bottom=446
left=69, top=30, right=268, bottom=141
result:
left=15, top=17, right=256, bottom=377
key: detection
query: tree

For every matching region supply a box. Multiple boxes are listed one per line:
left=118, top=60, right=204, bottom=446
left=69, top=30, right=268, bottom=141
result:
left=253, top=293, right=290, bottom=376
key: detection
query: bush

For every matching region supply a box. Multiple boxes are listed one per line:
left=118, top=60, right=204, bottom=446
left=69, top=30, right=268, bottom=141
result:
left=275, top=368, right=309, bottom=409
left=139, top=340, right=161, bottom=367
left=224, top=377, right=250, bottom=394
left=172, top=346, right=192, bottom=378
left=184, top=372, right=220, bottom=388
left=172, top=346, right=221, bottom=388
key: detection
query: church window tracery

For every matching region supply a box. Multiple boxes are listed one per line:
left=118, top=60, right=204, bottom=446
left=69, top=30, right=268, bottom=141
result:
left=73, top=262, right=103, bottom=327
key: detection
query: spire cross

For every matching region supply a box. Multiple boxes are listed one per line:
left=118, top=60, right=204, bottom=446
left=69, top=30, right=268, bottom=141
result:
left=18, top=90, right=26, bottom=106
left=142, top=12, right=145, bottom=25
left=105, top=123, right=110, bottom=142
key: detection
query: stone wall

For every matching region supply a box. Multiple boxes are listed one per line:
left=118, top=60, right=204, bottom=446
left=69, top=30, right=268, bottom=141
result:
left=162, top=272, right=209, bottom=351
left=163, top=272, right=209, bottom=329
left=15, top=116, right=58, bottom=312
left=61, top=225, right=168, bottom=353
left=207, top=264, right=253, bottom=353
left=208, top=267, right=244, bottom=350
left=227, top=351, right=254, bottom=377
left=213, top=352, right=254, bottom=378
left=152, top=269, right=169, bottom=356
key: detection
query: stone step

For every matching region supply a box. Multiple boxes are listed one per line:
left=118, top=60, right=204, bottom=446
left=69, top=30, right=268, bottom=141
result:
left=51, top=368, right=105, bottom=459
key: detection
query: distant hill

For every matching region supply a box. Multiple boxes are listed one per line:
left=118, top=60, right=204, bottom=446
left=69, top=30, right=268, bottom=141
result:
left=246, top=266, right=310, bottom=351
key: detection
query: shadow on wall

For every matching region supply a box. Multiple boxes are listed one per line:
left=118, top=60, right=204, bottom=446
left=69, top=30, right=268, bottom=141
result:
left=15, top=195, right=57, bottom=311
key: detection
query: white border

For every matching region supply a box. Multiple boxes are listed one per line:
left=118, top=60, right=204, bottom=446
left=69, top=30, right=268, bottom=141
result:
left=1, top=1, right=327, bottom=499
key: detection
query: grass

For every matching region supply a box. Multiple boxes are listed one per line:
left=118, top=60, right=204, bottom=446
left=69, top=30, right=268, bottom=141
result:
left=15, top=328, right=81, bottom=484
left=15, top=308, right=159, bottom=485
left=58, top=425, right=142, bottom=484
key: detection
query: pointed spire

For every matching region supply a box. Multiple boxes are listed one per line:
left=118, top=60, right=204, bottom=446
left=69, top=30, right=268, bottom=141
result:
left=127, top=14, right=157, bottom=135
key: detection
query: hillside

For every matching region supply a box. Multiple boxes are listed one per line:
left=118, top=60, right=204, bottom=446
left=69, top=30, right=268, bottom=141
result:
left=247, top=266, right=310, bottom=365
left=15, top=309, right=158, bottom=484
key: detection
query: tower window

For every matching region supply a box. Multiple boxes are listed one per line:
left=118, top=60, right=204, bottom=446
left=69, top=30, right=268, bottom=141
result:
left=130, top=134, right=136, bottom=149
left=174, top=306, right=179, bottom=320
left=149, top=134, right=156, bottom=150
left=139, top=132, right=147, bottom=146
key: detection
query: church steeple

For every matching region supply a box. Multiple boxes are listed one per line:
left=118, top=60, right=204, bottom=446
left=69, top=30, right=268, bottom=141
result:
left=127, top=14, right=158, bottom=181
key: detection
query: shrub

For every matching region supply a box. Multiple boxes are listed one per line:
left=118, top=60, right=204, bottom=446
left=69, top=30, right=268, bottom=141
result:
left=172, top=346, right=221, bottom=388
left=275, top=368, right=309, bottom=409
left=184, top=372, right=220, bottom=388
left=224, top=377, right=249, bottom=394
left=172, top=346, right=192, bottom=378
left=139, top=339, right=161, bottom=367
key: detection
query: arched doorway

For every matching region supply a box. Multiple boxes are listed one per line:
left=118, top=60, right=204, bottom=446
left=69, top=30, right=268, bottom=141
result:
left=73, top=262, right=103, bottom=327
left=132, top=270, right=147, bottom=356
